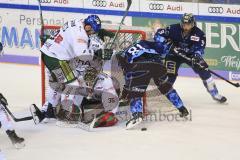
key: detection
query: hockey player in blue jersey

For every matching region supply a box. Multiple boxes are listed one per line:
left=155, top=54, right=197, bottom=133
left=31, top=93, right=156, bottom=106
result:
left=154, top=13, right=227, bottom=103
left=115, top=40, right=189, bottom=129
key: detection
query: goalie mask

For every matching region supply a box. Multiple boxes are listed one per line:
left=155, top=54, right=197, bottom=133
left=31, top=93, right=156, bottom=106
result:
left=84, top=66, right=99, bottom=86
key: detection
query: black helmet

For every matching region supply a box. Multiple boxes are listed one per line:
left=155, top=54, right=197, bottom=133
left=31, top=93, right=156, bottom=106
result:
left=180, top=13, right=196, bottom=28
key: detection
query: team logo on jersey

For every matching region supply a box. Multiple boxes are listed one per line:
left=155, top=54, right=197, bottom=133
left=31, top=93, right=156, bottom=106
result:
left=190, top=36, right=200, bottom=42
left=166, top=61, right=176, bottom=74
left=92, top=0, right=107, bottom=7
left=149, top=3, right=164, bottom=10
left=208, top=7, right=224, bottom=14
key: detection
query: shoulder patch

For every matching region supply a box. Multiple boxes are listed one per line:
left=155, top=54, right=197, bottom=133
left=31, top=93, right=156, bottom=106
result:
left=190, top=36, right=200, bottom=42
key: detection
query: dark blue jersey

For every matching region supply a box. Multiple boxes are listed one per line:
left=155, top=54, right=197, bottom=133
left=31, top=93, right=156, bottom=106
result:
left=122, top=40, right=165, bottom=63
left=154, top=24, right=206, bottom=56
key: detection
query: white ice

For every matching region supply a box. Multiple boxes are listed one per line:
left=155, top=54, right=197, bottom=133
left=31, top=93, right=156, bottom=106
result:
left=0, top=63, right=240, bottom=160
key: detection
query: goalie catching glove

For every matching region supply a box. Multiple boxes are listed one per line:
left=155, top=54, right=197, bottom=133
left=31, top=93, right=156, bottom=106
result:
left=93, top=111, right=118, bottom=128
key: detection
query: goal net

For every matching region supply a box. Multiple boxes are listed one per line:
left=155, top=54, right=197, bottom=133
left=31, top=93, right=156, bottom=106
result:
left=41, top=25, right=175, bottom=122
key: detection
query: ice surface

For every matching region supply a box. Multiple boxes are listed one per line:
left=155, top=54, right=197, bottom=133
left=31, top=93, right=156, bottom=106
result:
left=0, top=63, right=240, bottom=160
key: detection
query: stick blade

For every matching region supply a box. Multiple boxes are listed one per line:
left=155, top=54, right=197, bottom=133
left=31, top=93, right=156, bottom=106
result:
left=236, top=83, right=240, bottom=88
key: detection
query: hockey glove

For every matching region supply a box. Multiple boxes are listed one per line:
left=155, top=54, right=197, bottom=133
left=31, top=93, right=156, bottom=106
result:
left=169, top=44, right=184, bottom=56
left=93, top=112, right=118, bottom=128
left=94, top=49, right=114, bottom=60
left=190, top=54, right=208, bottom=69
left=0, top=93, right=8, bottom=106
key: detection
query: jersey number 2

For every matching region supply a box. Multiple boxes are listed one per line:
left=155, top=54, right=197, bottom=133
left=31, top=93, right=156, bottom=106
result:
left=54, top=34, right=63, bottom=44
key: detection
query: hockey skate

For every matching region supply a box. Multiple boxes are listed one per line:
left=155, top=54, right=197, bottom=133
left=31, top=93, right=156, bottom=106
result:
left=30, top=104, right=57, bottom=124
left=177, top=106, right=189, bottom=117
left=6, top=130, right=25, bottom=149
left=30, top=104, right=45, bottom=124
left=126, top=112, right=143, bottom=130
left=212, top=94, right=227, bottom=103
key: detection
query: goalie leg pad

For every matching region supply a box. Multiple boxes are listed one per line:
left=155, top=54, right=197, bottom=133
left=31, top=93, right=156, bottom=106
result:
left=93, top=73, right=119, bottom=112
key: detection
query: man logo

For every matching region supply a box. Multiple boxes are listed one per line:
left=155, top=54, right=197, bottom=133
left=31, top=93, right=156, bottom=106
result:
left=208, top=7, right=224, bottom=14
left=149, top=3, right=164, bottom=11
left=40, top=0, right=51, bottom=3
left=92, top=0, right=107, bottom=7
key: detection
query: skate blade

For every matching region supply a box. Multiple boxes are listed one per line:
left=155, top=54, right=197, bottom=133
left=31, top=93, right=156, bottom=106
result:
left=14, top=142, right=25, bottom=149
left=126, top=118, right=143, bottom=130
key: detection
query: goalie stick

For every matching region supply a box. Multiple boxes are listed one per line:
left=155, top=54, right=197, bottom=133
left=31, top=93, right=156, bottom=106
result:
left=177, top=52, right=240, bottom=88
left=56, top=117, right=97, bottom=132
left=109, top=0, right=132, bottom=49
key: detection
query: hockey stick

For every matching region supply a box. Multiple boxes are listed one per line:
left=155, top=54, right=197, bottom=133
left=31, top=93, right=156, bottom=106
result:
left=37, top=0, right=48, bottom=105
left=2, top=104, right=33, bottom=122
left=37, top=0, right=45, bottom=43
left=177, top=52, right=240, bottom=88
left=109, top=0, right=132, bottom=49
left=0, top=94, right=33, bottom=122
left=56, top=117, right=97, bottom=132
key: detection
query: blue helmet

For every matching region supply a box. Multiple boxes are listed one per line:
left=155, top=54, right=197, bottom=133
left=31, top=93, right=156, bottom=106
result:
left=180, top=13, right=196, bottom=27
left=84, top=15, right=101, bottom=33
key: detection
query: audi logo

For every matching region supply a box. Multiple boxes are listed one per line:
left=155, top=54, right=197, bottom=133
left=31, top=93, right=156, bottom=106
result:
left=208, top=7, right=224, bottom=14
left=149, top=3, right=164, bottom=10
left=39, top=0, right=51, bottom=3
left=92, top=0, right=107, bottom=7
